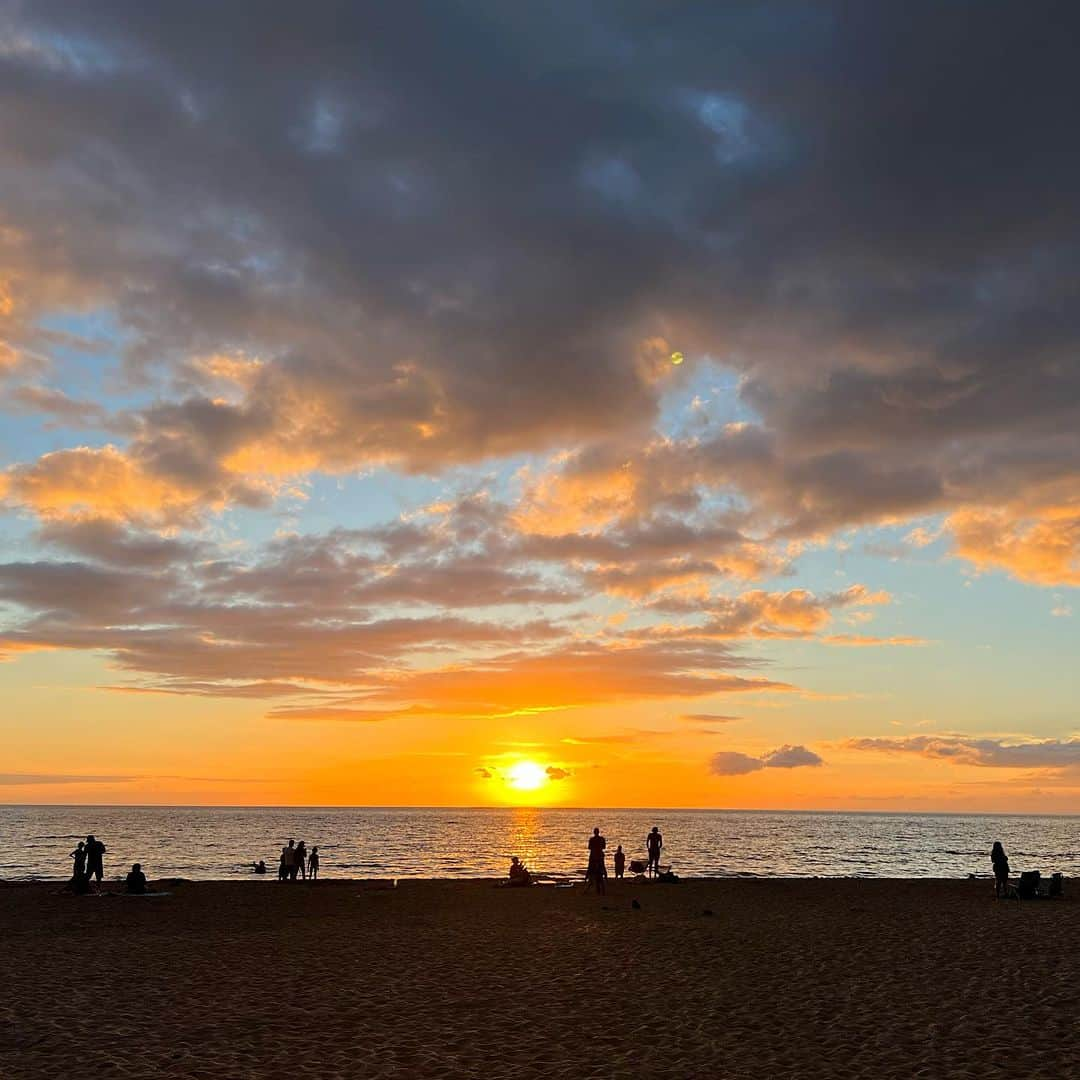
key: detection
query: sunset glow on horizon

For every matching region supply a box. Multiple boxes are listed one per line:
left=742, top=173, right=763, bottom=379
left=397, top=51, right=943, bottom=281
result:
left=2, top=5, right=1079, bottom=813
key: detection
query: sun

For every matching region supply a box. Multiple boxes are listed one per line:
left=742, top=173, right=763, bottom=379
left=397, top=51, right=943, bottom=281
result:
left=506, top=760, right=548, bottom=792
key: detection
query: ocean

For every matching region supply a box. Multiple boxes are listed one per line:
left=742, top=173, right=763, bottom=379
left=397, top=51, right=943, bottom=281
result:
left=3, top=805, right=1077, bottom=882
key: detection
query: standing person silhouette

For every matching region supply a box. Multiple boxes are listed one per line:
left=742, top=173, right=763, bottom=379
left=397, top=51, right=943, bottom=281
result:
left=646, top=826, right=663, bottom=877
left=991, top=841, right=1010, bottom=898
left=70, top=841, right=87, bottom=887
left=295, top=840, right=307, bottom=881
left=613, top=844, right=626, bottom=880
left=279, top=839, right=295, bottom=882
left=586, top=827, right=607, bottom=895
left=85, top=834, right=107, bottom=891
left=308, top=846, right=319, bottom=881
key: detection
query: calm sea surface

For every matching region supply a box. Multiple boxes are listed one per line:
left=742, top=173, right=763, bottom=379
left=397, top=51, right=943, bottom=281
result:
left=2, top=806, right=1078, bottom=882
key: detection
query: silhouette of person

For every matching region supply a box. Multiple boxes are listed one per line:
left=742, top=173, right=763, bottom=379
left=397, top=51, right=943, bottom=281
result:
left=508, top=856, right=532, bottom=886
left=991, top=841, right=1010, bottom=898
left=252, top=860, right=267, bottom=875
left=613, top=844, right=625, bottom=880
left=85, top=834, right=107, bottom=889
left=279, top=840, right=295, bottom=882
left=295, top=840, right=307, bottom=881
left=125, top=863, right=148, bottom=894
left=646, top=826, right=663, bottom=876
left=70, top=841, right=87, bottom=884
left=308, top=846, right=319, bottom=881
left=586, top=827, right=607, bottom=895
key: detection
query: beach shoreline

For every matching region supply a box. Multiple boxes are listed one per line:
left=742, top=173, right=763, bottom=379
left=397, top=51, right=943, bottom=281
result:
left=4, top=878, right=1076, bottom=1078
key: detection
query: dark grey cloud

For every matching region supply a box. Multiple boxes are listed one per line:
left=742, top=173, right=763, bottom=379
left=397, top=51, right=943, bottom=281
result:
left=0, top=0, right=1076, bottom=560
left=845, top=735, right=1080, bottom=771
left=710, top=743, right=823, bottom=776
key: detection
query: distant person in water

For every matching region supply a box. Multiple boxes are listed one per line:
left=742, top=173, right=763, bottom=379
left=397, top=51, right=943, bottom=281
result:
left=991, top=841, right=1010, bottom=898
left=85, top=834, right=107, bottom=890
left=279, top=840, right=295, bottom=881
left=613, top=845, right=625, bottom=880
left=308, top=846, right=319, bottom=881
left=125, top=863, right=148, bottom=895
left=508, top=856, right=532, bottom=887
left=294, top=840, right=307, bottom=881
left=586, top=827, right=607, bottom=895
left=646, top=826, right=663, bottom=876
left=252, top=860, right=267, bottom=875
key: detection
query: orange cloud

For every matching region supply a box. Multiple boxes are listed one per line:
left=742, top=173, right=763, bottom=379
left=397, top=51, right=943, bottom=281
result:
left=2, top=445, right=204, bottom=523
left=948, top=506, right=1080, bottom=586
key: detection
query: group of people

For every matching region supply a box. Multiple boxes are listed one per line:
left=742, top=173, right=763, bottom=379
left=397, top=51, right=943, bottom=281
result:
left=273, top=838, right=319, bottom=881
left=585, top=825, right=664, bottom=894
left=68, top=834, right=148, bottom=894
left=507, top=825, right=665, bottom=893
left=68, top=834, right=107, bottom=893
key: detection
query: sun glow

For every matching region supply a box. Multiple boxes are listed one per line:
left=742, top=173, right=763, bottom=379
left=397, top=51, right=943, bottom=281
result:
left=506, top=760, right=548, bottom=792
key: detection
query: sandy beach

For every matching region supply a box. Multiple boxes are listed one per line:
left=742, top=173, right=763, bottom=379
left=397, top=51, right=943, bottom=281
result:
left=2, top=878, right=1075, bottom=1078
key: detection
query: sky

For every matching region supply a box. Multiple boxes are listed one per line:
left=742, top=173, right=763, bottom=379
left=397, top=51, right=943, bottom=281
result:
left=1, top=2, right=1078, bottom=810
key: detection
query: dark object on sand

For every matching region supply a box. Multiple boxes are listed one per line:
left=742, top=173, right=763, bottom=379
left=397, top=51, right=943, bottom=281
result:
left=1016, top=871, right=1041, bottom=900
left=631, top=899, right=641, bottom=910
left=656, top=870, right=680, bottom=883
left=703, top=908, right=714, bottom=917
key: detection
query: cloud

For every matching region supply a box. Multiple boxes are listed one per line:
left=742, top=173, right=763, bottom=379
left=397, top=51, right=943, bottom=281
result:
left=0, top=1, right=1075, bottom=575
left=844, top=735, right=1080, bottom=771
left=947, top=508, right=1080, bottom=586
left=708, top=752, right=765, bottom=776
left=680, top=714, right=741, bottom=724
left=0, top=772, right=138, bottom=786
left=710, top=743, right=823, bottom=776
left=760, top=744, right=824, bottom=769
left=820, top=634, right=929, bottom=647
left=545, top=766, right=570, bottom=781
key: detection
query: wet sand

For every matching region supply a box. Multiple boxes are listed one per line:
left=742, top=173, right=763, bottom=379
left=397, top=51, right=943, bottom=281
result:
left=2, top=878, right=1076, bottom=1078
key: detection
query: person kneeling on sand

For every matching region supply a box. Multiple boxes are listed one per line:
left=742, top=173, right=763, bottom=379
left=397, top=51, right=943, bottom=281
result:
left=125, top=863, right=148, bottom=895
left=508, top=856, right=532, bottom=887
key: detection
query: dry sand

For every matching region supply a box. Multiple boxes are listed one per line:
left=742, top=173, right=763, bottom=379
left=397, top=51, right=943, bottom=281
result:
left=2, top=877, right=1076, bottom=1078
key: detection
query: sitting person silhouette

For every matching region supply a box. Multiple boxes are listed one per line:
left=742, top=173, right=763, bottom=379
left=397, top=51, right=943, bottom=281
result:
left=125, top=863, right=148, bottom=895
left=252, top=860, right=267, bottom=874
left=508, top=856, right=532, bottom=886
